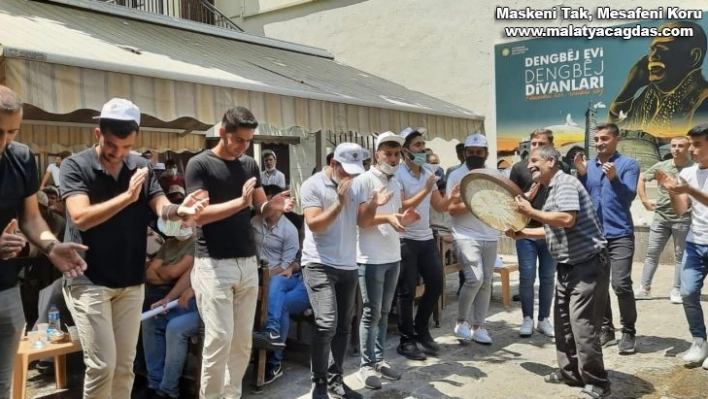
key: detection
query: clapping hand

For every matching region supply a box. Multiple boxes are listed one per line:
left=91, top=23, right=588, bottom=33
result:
left=0, top=219, right=25, bottom=260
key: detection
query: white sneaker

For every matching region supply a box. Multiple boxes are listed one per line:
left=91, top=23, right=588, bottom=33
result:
left=472, top=327, right=492, bottom=345
left=519, top=317, right=533, bottom=337
left=670, top=288, right=683, bottom=304
left=454, top=321, right=472, bottom=342
left=536, top=318, right=555, bottom=338
left=634, top=284, right=652, bottom=300
left=683, top=338, right=708, bottom=363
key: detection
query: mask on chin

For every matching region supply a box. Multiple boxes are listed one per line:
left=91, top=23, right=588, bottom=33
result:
left=379, top=161, right=400, bottom=176
left=265, top=166, right=275, bottom=172
left=175, top=228, right=193, bottom=241
left=465, top=155, right=486, bottom=170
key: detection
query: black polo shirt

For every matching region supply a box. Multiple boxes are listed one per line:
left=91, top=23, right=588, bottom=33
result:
left=60, top=146, right=163, bottom=288
left=185, top=150, right=261, bottom=259
left=0, top=142, right=38, bottom=292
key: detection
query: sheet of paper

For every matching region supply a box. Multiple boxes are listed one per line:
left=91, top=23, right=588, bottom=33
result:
left=141, top=299, right=179, bottom=321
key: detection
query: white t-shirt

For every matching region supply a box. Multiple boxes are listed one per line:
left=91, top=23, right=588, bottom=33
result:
left=446, top=166, right=499, bottom=241
left=355, top=168, right=403, bottom=265
left=300, top=171, right=364, bottom=270
left=260, top=169, right=286, bottom=189
left=395, top=164, right=434, bottom=241
left=680, top=165, right=708, bottom=245
left=47, top=163, right=61, bottom=186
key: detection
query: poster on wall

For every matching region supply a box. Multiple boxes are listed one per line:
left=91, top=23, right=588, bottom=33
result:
left=495, top=17, right=708, bottom=172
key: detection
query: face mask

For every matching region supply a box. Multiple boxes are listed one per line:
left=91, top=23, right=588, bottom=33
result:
left=465, top=155, right=486, bottom=170
left=425, top=163, right=441, bottom=174
left=175, top=228, right=193, bottom=241
left=266, top=166, right=275, bottom=172
left=379, top=161, right=400, bottom=176
left=406, top=150, right=427, bottom=166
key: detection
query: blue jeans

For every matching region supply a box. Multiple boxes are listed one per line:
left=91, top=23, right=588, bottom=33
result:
left=358, top=262, right=400, bottom=367
left=264, top=273, right=310, bottom=365
left=0, top=286, right=24, bottom=399
left=516, top=239, right=556, bottom=320
left=681, top=241, right=708, bottom=339
left=142, top=297, right=199, bottom=397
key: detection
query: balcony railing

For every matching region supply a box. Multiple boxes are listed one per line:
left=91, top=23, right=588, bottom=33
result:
left=95, top=0, right=243, bottom=31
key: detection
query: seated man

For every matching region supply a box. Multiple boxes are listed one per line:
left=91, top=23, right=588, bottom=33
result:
left=252, top=185, right=310, bottom=385
left=141, top=224, right=198, bottom=399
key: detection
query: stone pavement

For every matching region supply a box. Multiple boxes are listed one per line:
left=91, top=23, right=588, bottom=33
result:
left=25, top=261, right=708, bottom=398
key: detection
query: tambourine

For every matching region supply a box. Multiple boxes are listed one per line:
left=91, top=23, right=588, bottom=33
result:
left=459, top=169, right=530, bottom=232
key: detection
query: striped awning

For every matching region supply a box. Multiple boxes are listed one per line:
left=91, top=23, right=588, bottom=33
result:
left=0, top=0, right=484, bottom=145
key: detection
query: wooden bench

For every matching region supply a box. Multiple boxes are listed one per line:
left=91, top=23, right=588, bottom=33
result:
left=433, top=227, right=518, bottom=309
left=186, top=259, right=271, bottom=395
left=13, top=338, right=82, bottom=399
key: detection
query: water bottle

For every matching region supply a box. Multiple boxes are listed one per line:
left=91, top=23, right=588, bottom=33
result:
left=48, top=303, right=61, bottom=335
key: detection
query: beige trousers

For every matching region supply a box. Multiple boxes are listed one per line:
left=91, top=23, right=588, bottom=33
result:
left=63, top=284, right=144, bottom=399
left=192, top=257, right=259, bottom=399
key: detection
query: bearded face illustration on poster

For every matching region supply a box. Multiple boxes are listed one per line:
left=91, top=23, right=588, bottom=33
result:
left=609, top=21, right=708, bottom=137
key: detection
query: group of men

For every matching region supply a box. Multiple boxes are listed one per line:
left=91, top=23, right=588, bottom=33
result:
left=2, top=77, right=708, bottom=399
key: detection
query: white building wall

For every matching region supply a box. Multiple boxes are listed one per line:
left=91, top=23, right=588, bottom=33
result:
left=217, top=0, right=705, bottom=169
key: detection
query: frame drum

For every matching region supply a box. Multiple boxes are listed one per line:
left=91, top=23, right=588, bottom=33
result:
left=459, top=169, right=530, bottom=232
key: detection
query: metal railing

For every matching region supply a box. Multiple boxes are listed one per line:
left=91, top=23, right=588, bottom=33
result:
left=95, top=0, right=243, bottom=31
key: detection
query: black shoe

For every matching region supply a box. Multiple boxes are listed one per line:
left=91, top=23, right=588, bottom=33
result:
left=415, top=333, right=440, bottom=354
left=136, top=388, right=156, bottom=399
left=397, top=341, right=426, bottom=360
left=600, top=328, right=616, bottom=347
left=618, top=332, right=636, bottom=354
left=512, top=294, right=521, bottom=302
left=152, top=391, right=172, bottom=399
left=252, top=330, right=285, bottom=350
left=264, top=363, right=283, bottom=385
left=311, top=378, right=328, bottom=399
left=327, top=375, right=363, bottom=399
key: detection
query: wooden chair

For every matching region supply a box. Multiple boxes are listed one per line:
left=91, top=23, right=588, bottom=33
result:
left=186, top=259, right=271, bottom=395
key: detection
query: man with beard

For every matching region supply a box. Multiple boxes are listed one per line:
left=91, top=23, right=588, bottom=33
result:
left=0, top=86, right=87, bottom=399
left=60, top=98, right=208, bottom=399
left=355, top=132, right=419, bottom=390
left=261, top=150, right=287, bottom=189
left=574, top=122, right=640, bottom=355
left=507, top=146, right=611, bottom=399
left=636, top=136, right=693, bottom=303
left=609, top=21, right=708, bottom=135
left=446, top=133, right=499, bottom=345
left=394, top=127, right=458, bottom=360
left=509, top=128, right=568, bottom=338
left=40, top=152, right=70, bottom=190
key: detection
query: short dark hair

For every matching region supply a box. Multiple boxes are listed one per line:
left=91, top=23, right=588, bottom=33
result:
left=99, top=119, right=140, bottom=139
left=530, top=128, right=554, bottom=144
left=0, top=86, right=22, bottom=115
left=165, top=159, right=177, bottom=169
left=222, top=107, right=258, bottom=133
left=263, top=184, right=283, bottom=198
left=595, top=122, right=620, bottom=137
left=326, top=152, right=334, bottom=165
left=688, top=124, right=708, bottom=140
left=455, top=143, right=465, bottom=154
left=403, top=132, right=423, bottom=149
left=59, top=151, right=71, bottom=159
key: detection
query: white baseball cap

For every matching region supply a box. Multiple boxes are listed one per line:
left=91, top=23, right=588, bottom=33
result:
left=374, top=131, right=405, bottom=149
left=333, top=142, right=370, bottom=175
left=399, top=127, right=427, bottom=141
left=154, top=162, right=166, bottom=171
left=93, top=98, right=141, bottom=124
left=464, top=132, right=488, bottom=148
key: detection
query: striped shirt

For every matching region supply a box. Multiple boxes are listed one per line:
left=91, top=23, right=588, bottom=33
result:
left=543, top=171, right=607, bottom=265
